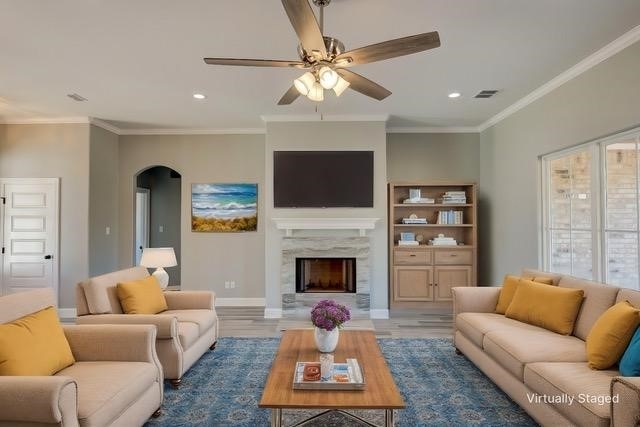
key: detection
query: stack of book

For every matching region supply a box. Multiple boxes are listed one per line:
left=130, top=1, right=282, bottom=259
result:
left=403, top=197, right=435, bottom=204
left=402, top=217, right=428, bottom=224
left=398, top=232, right=419, bottom=246
left=436, top=211, right=463, bottom=225
left=440, top=191, right=467, bottom=204
left=428, top=234, right=458, bottom=246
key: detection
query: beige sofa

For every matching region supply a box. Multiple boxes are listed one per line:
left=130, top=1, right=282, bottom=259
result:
left=452, top=268, right=640, bottom=426
left=76, top=266, right=218, bottom=387
left=0, top=289, right=163, bottom=427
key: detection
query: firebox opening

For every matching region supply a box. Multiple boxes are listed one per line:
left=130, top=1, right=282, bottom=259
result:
left=295, top=257, right=356, bottom=293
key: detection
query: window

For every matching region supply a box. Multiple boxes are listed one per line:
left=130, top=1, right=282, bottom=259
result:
left=542, top=127, right=640, bottom=289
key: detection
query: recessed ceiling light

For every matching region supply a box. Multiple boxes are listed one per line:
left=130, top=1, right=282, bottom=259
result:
left=193, top=93, right=206, bottom=100
left=448, top=92, right=461, bottom=99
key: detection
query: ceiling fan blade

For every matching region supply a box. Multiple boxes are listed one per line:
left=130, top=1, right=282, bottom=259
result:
left=336, top=69, right=391, bottom=101
left=277, top=86, right=301, bottom=105
left=281, top=0, right=327, bottom=59
left=204, top=58, right=307, bottom=68
left=335, top=31, right=440, bottom=67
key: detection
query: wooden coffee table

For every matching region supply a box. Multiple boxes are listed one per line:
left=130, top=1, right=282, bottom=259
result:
left=259, top=329, right=405, bottom=426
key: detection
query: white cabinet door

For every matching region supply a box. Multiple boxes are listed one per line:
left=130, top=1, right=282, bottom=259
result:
left=1, top=179, right=59, bottom=296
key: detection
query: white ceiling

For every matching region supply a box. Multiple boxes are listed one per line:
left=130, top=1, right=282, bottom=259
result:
left=1, top=0, right=640, bottom=131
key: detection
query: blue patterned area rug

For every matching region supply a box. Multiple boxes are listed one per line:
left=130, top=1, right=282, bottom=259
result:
left=145, top=337, right=535, bottom=427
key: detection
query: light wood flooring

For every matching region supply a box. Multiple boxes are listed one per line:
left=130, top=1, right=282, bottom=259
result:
left=217, top=307, right=453, bottom=339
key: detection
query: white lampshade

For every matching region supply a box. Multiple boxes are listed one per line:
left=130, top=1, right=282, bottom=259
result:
left=140, top=247, right=177, bottom=268
left=318, top=66, right=338, bottom=89
left=294, top=72, right=316, bottom=96
left=333, top=76, right=350, bottom=97
left=307, top=81, right=324, bottom=102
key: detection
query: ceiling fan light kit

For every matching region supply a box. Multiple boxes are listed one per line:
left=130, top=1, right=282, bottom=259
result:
left=203, top=0, right=441, bottom=104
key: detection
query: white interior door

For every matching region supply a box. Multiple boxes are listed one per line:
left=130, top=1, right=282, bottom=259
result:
left=135, top=188, right=150, bottom=265
left=1, top=178, right=59, bottom=296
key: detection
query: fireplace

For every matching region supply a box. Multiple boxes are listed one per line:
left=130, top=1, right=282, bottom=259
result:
left=296, top=258, right=356, bottom=293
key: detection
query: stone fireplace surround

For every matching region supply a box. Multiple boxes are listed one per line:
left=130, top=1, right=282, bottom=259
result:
left=274, top=218, right=378, bottom=318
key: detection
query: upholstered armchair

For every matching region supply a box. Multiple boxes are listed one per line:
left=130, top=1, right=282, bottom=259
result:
left=0, top=289, right=163, bottom=427
left=75, top=266, right=218, bottom=387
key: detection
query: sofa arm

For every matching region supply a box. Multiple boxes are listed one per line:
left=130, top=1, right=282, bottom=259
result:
left=75, top=313, right=177, bottom=338
left=164, top=290, right=216, bottom=310
left=64, top=324, right=158, bottom=363
left=611, top=377, right=640, bottom=426
left=0, top=376, right=78, bottom=426
left=452, top=286, right=501, bottom=316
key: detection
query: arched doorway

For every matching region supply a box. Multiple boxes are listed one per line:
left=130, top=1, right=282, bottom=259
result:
left=134, top=166, right=182, bottom=286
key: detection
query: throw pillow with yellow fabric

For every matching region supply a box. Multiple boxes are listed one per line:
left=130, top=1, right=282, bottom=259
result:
left=505, top=280, right=584, bottom=335
left=0, top=306, right=75, bottom=375
left=586, top=301, right=640, bottom=370
left=495, top=275, right=557, bottom=314
left=117, top=275, right=168, bottom=314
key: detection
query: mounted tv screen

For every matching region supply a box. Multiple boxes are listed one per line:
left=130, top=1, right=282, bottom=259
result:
left=274, top=151, right=374, bottom=208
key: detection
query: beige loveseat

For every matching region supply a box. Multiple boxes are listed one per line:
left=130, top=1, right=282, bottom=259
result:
left=452, top=268, right=640, bottom=426
left=76, top=266, right=218, bottom=387
left=0, top=289, right=163, bottom=427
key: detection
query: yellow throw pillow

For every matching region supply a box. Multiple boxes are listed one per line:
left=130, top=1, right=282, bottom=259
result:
left=0, top=306, right=75, bottom=375
left=586, top=301, right=640, bottom=370
left=495, top=275, right=556, bottom=314
left=505, top=280, right=584, bottom=335
left=117, top=276, right=168, bottom=314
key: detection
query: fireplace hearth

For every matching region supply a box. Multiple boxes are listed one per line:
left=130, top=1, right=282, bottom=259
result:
left=296, top=258, right=356, bottom=293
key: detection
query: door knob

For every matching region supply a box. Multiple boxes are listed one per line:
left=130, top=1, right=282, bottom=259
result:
left=44, top=255, right=53, bottom=260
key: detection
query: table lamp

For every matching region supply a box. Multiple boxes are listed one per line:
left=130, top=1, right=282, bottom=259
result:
left=140, top=247, right=177, bottom=289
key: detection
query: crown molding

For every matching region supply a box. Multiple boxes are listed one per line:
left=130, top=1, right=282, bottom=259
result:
left=89, top=117, right=122, bottom=135
left=478, top=24, right=640, bottom=132
left=0, top=116, right=90, bottom=125
left=386, top=126, right=480, bottom=134
left=261, top=114, right=390, bottom=123
left=118, top=127, right=266, bottom=135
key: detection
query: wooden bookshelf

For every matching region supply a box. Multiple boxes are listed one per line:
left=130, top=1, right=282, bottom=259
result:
left=388, top=182, right=478, bottom=309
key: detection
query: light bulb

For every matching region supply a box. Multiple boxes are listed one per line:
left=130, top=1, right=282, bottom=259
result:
left=294, top=72, right=315, bottom=96
left=333, top=76, right=350, bottom=97
left=307, top=81, right=324, bottom=102
left=319, top=66, right=339, bottom=89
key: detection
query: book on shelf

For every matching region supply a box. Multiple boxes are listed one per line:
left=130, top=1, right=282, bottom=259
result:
left=292, top=359, right=365, bottom=390
left=428, top=234, right=458, bottom=246
left=436, top=210, right=463, bottom=225
left=402, top=218, right=428, bottom=224
left=402, top=197, right=435, bottom=204
left=398, top=240, right=419, bottom=246
left=439, top=191, right=467, bottom=204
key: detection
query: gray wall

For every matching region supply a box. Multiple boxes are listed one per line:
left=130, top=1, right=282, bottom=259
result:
left=118, top=134, right=265, bottom=298
left=264, top=121, right=388, bottom=312
left=387, top=133, right=480, bottom=182
left=0, top=123, right=90, bottom=307
left=89, top=124, right=119, bottom=277
left=479, top=40, right=640, bottom=285
left=136, top=166, right=182, bottom=285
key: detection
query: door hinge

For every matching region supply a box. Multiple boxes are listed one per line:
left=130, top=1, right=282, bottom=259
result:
left=1, top=247, right=4, bottom=254
left=1, top=197, right=5, bottom=204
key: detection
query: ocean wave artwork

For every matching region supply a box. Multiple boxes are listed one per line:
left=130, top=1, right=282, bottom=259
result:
left=192, top=183, right=258, bottom=232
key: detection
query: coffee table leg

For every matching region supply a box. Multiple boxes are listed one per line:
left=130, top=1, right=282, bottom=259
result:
left=271, top=408, right=282, bottom=427
left=384, top=409, right=394, bottom=427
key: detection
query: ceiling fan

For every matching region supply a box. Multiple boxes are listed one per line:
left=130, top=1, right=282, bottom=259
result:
left=204, top=0, right=440, bottom=104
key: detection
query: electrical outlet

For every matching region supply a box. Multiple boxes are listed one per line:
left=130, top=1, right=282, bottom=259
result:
left=230, top=281, right=236, bottom=288
left=105, top=226, right=110, bottom=235
left=159, top=225, right=164, bottom=233
left=224, top=281, right=230, bottom=289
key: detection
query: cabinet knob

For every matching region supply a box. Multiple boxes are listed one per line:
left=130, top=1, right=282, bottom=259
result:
left=409, top=254, right=416, bottom=257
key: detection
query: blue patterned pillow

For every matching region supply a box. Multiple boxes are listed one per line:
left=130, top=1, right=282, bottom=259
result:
left=620, top=327, right=640, bottom=376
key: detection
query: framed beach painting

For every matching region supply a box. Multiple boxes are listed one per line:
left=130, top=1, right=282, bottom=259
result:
left=191, top=183, right=258, bottom=232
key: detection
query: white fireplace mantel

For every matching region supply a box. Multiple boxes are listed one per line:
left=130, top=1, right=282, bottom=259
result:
left=272, top=217, right=379, bottom=236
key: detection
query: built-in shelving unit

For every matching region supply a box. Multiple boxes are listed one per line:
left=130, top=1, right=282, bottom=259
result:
left=388, top=182, right=478, bottom=309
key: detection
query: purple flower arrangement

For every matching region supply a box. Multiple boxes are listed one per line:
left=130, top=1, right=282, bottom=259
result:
left=311, top=299, right=351, bottom=331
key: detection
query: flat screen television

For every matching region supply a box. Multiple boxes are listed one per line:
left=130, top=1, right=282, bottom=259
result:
left=274, top=151, right=374, bottom=208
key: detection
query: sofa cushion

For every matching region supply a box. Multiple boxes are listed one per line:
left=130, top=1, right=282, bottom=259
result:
left=505, top=280, right=584, bottom=335
left=483, top=328, right=586, bottom=381
left=620, top=327, right=640, bottom=376
left=495, top=275, right=522, bottom=315
left=0, top=306, right=75, bottom=376
left=177, top=322, right=200, bottom=350
left=558, top=275, right=618, bottom=341
left=524, top=362, right=617, bottom=427
left=586, top=301, right=640, bottom=369
left=80, top=267, right=149, bottom=314
left=56, top=361, right=157, bottom=427
left=117, top=276, right=168, bottom=315
left=163, top=309, right=216, bottom=334
left=521, top=268, right=563, bottom=286
left=456, top=312, right=547, bottom=348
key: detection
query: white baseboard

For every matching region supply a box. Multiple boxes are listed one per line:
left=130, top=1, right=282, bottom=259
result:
left=369, top=309, right=389, bottom=319
left=215, top=297, right=265, bottom=307
left=58, top=308, right=77, bottom=319
left=264, top=308, right=283, bottom=319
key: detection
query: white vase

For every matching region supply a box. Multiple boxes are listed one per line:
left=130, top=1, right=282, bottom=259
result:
left=314, top=327, right=339, bottom=353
